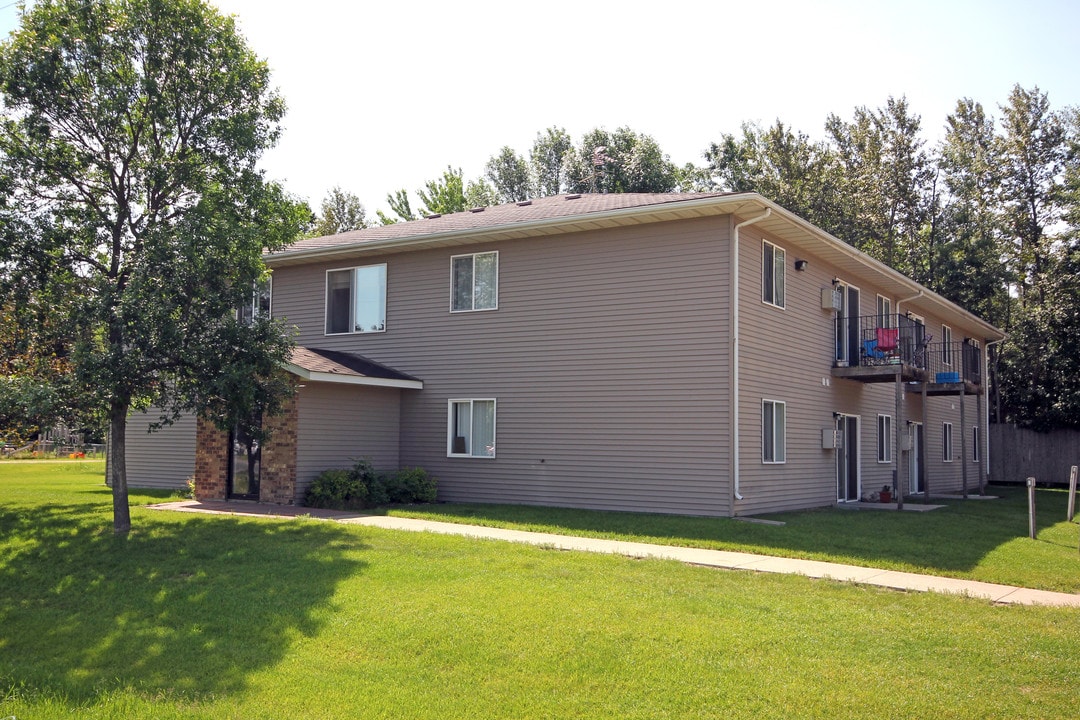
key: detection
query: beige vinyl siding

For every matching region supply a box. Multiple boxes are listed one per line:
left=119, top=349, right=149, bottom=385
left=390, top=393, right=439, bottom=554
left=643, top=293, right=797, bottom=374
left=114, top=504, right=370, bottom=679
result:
left=294, top=382, right=401, bottom=502
left=273, top=215, right=733, bottom=516
left=124, top=410, right=196, bottom=489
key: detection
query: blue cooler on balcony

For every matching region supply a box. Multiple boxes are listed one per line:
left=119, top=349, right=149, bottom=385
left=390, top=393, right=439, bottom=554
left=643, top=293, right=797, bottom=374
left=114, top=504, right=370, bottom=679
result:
left=935, top=371, right=960, bottom=383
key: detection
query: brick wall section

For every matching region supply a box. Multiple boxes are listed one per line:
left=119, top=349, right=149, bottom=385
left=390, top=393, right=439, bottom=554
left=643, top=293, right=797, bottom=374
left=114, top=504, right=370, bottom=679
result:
left=194, top=416, right=229, bottom=500
left=260, top=393, right=298, bottom=504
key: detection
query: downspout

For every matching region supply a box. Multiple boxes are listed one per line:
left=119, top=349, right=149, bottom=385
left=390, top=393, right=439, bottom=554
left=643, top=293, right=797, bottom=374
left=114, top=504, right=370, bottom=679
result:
left=731, top=208, right=772, bottom=507
left=984, top=337, right=1005, bottom=482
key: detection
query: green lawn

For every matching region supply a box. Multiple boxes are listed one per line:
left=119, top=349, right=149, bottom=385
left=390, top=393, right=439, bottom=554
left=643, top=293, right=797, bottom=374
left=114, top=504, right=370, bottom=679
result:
left=2, top=461, right=1079, bottom=719
left=390, top=486, right=1080, bottom=593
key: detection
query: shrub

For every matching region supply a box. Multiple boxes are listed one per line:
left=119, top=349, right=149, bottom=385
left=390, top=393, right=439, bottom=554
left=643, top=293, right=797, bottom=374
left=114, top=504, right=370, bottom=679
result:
left=303, top=460, right=436, bottom=510
left=394, top=467, right=437, bottom=504
left=304, top=468, right=366, bottom=510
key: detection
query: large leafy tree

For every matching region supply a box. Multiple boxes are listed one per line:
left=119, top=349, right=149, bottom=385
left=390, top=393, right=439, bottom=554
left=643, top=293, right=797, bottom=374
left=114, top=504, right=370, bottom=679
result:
left=484, top=146, right=531, bottom=203
left=0, top=0, right=308, bottom=532
left=529, top=127, right=573, bottom=196
left=313, top=186, right=368, bottom=237
left=564, top=127, right=678, bottom=194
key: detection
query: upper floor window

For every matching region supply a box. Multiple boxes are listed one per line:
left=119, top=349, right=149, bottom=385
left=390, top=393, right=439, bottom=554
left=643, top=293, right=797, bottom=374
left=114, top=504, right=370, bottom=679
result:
left=237, top=276, right=272, bottom=325
left=452, top=251, right=498, bottom=312
left=762, top=241, right=785, bottom=308
left=325, top=264, right=387, bottom=334
left=942, top=324, right=953, bottom=365
left=876, top=295, right=892, bottom=329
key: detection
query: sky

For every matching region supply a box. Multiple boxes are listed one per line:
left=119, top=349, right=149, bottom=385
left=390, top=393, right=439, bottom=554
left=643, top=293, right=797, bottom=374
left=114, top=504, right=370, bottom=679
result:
left=1, top=0, right=1078, bottom=218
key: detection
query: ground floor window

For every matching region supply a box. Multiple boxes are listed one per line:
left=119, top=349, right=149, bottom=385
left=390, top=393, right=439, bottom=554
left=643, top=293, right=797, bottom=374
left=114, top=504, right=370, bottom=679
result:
left=762, top=399, right=786, bottom=463
left=942, top=422, right=953, bottom=462
left=448, top=399, right=496, bottom=457
left=972, top=426, right=980, bottom=463
left=877, top=414, right=892, bottom=463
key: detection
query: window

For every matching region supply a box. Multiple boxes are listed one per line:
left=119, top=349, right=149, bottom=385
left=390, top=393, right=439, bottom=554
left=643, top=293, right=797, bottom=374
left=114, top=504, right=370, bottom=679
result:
left=762, top=241, right=786, bottom=308
left=762, top=399, right=786, bottom=463
left=876, top=295, right=892, bottom=328
left=972, top=426, right=980, bottom=463
left=877, top=415, right=892, bottom=463
left=325, top=264, right=387, bottom=334
left=942, top=324, right=953, bottom=365
left=943, top=422, right=953, bottom=462
left=451, top=251, right=498, bottom=312
left=448, top=399, right=496, bottom=458
left=237, top=276, right=272, bottom=325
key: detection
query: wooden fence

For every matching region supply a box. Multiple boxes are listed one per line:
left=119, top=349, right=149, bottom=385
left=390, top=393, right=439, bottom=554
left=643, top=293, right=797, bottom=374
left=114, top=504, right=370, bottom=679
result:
left=990, top=424, right=1080, bottom=485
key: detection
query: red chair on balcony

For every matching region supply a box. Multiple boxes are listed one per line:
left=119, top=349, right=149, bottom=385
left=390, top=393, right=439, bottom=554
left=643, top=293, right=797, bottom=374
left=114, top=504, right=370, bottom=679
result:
left=875, top=327, right=898, bottom=352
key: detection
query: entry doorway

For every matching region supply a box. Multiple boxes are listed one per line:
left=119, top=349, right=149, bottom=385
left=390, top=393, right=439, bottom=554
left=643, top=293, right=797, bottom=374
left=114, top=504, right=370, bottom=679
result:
left=834, top=282, right=861, bottom=367
left=836, top=414, right=860, bottom=502
left=909, top=422, right=925, bottom=494
left=228, top=424, right=261, bottom=500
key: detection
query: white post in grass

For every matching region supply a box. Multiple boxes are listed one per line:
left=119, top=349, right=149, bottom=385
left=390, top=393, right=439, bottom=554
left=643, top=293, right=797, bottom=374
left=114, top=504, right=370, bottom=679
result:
left=1027, top=477, right=1037, bottom=540
left=1067, top=466, right=1077, bottom=523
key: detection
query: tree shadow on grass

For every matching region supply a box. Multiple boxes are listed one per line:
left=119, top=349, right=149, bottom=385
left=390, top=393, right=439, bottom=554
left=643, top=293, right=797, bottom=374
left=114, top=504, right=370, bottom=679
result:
left=0, top=501, right=366, bottom=706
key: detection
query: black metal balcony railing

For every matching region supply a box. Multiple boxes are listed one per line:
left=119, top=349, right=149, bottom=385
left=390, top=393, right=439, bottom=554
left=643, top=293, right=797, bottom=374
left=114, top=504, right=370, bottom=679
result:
left=837, top=314, right=983, bottom=386
left=923, top=340, right=983, bottom=385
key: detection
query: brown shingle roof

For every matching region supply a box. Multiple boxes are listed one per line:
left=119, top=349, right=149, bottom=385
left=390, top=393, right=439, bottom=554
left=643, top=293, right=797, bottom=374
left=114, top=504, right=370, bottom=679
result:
left=287, top=347, right=421, bottom=386
left=280, top=192, right=732, bottom=254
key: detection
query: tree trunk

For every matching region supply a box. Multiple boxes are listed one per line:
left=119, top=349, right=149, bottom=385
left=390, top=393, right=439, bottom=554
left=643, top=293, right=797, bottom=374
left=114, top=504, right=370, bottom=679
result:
left=108, top=398, right=132, bottom=534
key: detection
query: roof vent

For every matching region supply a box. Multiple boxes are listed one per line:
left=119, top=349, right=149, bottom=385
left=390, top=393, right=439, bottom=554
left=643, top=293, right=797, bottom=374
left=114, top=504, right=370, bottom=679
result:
left=565, top=194, right=582, bottom=200
left=469, top=206, right=485, bottom=213
left=516, top=200, right=532, bottom=207
left=424, top=213, right=442, bottom=219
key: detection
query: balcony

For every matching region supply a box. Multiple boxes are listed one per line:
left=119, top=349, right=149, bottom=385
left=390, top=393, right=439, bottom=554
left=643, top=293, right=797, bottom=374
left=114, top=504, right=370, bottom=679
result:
left=830, top=314, right=983, bottom=393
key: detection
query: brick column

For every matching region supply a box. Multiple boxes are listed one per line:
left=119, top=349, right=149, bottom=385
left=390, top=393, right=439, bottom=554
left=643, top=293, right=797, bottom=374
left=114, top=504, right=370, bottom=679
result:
left=194, top=417, right=229, bottom=500
left=260, top=392, right=298, bottom=504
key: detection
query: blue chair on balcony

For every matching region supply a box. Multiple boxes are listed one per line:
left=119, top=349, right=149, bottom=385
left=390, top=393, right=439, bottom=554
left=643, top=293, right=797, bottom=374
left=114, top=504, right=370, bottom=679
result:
left=862, top=339, right=886, bottom=363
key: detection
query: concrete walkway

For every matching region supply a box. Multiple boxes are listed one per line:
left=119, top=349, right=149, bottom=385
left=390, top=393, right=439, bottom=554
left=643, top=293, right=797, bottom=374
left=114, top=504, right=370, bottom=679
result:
left=149, top=500, right=1080, bottom=608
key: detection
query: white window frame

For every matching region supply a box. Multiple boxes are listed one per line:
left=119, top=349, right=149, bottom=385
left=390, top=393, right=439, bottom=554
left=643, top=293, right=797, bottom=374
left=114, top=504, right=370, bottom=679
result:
left=972, top=426, right=980, bottom=463
left=237, top=275, right=272, bottom=324
left=877, top=414, right=892, bottom=464
left=762, top=240, right=786, bottom=309
left=450, top=251, right=499, bottom=313
left=943, top=422, right=954, bottom=463
left=447, top=398, right=497, bottom=458
left=324, top=263, right=387, bottom=335
left=876, top=295, right=892, bottom=328
left=762, top=399, right=786, bottom=464
left=942, top=324, right=953, bottom=365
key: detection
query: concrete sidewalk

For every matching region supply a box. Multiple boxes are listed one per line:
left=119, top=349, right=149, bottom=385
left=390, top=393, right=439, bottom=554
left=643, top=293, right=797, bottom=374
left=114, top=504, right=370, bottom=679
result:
left=149, top=500, right=1080, bottom=608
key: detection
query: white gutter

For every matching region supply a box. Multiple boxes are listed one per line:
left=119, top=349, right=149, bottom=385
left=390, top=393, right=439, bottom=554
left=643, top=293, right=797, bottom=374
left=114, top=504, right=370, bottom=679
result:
left=732, top=208, right=772, bottom=506
left=896, top=290, right=923, bottom=320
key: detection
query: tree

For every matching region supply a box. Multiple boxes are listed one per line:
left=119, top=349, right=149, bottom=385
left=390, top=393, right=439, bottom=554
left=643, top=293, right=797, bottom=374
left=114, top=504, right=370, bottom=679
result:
left=417, top=166, right=469, bottom=215
left=705, top=120, right=839, bottom=230
left=313, top=186, right=368, bottom=236
left=996, top=84, right=1066, bottom=307
left=0, top=0, right=308, bottom=532
left=529, top=127, right=573, bottom=196
left=377, top=189, right=416, bottom=225
left=564, top=127, right=678, bottom=194
left=825, top=97, right=932, bottom=273
left=484, top=146, right=531, bottom=203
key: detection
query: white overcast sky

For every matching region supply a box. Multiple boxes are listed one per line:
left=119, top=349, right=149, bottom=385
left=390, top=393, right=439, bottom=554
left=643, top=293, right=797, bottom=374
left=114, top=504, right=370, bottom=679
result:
left=2, top=0, right=1078, bottom=217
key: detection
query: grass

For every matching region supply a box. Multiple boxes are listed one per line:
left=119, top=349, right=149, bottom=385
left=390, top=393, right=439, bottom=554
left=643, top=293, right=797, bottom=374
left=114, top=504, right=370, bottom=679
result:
left=388, top=486, right=1080, bottom=593
left=2, top=461, right=1079, bottom=718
